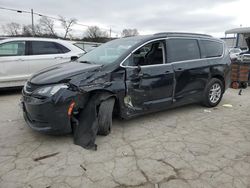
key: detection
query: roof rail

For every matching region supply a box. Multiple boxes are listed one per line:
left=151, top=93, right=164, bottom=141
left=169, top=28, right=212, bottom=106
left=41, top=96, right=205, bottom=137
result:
left=154, top=32, right=212, bottom=37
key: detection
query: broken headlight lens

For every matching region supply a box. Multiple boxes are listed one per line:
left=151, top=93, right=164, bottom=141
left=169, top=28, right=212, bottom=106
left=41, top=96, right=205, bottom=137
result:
left=33, top=84, right=68, bottom=97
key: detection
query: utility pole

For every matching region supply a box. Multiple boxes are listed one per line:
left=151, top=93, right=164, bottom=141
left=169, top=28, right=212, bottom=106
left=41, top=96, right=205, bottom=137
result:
left=109, top=27, right=112, bottom=38
left=31, top=9, right=34, bottom=36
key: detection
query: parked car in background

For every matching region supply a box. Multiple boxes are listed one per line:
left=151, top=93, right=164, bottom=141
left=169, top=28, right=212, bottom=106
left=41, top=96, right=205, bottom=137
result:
left=71, top=41, right=101, bottom=52
left=229, top=48, right=242, bottom=59
left=22, top=33, right=231, bottom=140
left=0, top=37, right=85, bottom=88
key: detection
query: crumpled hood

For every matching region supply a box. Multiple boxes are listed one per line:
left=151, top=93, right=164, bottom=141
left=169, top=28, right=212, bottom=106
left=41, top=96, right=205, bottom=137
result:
left=29, top=62, right=102, bottom=85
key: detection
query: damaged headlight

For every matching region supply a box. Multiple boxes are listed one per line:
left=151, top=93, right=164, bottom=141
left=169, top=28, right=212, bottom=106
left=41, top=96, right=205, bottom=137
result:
left=33, top=84, right=68, bottom=97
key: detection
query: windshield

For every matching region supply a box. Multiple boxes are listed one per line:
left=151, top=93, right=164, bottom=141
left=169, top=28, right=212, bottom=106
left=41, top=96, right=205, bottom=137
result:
left=78, top=37, right=143, bottom=65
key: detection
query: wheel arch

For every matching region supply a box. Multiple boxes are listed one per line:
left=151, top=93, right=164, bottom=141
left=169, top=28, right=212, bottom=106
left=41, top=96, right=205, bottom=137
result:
left=211, top=74, right=225, bottom=92
left=71, top=89, right=119, bottom=133
left=88, top=89, right=121, bottom=117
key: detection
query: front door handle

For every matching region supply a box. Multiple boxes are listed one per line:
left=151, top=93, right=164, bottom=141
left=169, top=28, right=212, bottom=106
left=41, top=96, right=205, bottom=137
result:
left=165, top=70, right=170, bottom=74
left=176, top=68, right=184, bottom=71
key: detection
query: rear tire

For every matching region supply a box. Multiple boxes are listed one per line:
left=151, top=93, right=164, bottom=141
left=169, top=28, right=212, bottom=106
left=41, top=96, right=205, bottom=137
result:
left=202, top=78, right=224, bottom=107
left=97, top=98, right=115, bottom=136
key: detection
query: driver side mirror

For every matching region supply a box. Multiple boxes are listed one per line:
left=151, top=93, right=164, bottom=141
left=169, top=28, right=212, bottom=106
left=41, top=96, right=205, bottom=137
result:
left=71, top=56, right=78, bottom=61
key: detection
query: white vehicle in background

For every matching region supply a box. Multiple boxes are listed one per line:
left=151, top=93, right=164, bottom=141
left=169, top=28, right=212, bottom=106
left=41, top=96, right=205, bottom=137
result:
left=229, top=48, right=242, bottom=60
left=0, top=37, right=85, bottom=88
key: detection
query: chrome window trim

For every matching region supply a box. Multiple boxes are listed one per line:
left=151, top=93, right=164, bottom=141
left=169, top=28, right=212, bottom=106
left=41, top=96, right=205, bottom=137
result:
left=120, top=36, right=225, bottom=68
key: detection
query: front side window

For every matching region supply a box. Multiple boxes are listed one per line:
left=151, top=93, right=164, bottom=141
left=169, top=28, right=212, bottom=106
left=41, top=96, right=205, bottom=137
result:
left=127, top=41, right=165, bottom=66
left=200, top=40, right=223, bottom=58
left=31, top=41, right=64, bottom=55
left=166, top=39, right=200, bottom=62
left=0, top=41, right=25, bottom=56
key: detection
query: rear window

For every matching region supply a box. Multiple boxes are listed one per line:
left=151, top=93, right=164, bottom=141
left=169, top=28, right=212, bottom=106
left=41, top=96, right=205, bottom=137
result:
left=167, top=39, right=200, bottom=62
left=30, top=41, right=69, bottom=55
left=200, top=40, right=223, bottom=58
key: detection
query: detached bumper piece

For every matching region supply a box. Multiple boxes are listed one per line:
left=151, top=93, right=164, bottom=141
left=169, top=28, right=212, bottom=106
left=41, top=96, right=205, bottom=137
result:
left=73, top=93, right=114, bottom=150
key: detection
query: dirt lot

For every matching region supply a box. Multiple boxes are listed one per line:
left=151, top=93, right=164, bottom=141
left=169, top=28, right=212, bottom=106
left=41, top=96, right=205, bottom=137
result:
left=0, top=88, right=250, bottom=188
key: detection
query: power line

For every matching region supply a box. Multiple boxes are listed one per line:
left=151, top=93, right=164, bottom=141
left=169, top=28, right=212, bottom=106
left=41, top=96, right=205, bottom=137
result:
left=0, top=6, right=30, bottom=13
left=0, top=6, right=120, bottom=35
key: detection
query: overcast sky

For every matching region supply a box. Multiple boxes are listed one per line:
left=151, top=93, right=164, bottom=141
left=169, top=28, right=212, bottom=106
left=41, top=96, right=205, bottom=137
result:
left=0, top=0, right=249, bottom=38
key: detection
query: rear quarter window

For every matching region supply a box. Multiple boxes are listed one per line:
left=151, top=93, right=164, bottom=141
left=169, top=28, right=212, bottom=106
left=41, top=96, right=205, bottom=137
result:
left=166, top=39, right=200, bottom=62
left=56, top=43, right=70, bottom=53
left=200, top=40, right=223, bottom=58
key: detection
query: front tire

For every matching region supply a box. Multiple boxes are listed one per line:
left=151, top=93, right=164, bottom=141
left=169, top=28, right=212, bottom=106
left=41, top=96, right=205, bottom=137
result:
left=202, top=78, right=224, bottom=107
left=97, top=98, right=115, bottom=136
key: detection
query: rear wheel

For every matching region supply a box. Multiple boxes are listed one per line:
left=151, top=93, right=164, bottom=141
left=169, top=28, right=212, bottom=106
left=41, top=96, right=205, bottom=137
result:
left=97, top=98, right=115, bottom=136
left=202, top=78, right=224, bottom=107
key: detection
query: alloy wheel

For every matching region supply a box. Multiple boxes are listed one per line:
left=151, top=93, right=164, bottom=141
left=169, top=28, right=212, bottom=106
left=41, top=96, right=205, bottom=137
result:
left=209, top=83, right=222, bottom=104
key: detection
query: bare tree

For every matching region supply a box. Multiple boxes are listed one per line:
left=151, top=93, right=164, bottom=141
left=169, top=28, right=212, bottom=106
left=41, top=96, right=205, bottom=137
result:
left=2, top=22, right=21, bottom=36
left=85, top=26, right=108, bottom=39
left=22, top=25, right=33, bottom=36
left=59, top=16, right=77, bottom=39
left=21, top=24, right=43, bottom=36
left=2, top=18, right=56, bottom=37
left=34, top=24, right=44, bottom=36
left=121, top=28, right=139, bottom=37
left=39, top=16, right=56, bottom=36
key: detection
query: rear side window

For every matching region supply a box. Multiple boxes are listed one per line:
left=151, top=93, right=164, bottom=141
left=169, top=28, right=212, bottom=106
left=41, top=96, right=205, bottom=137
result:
left=30, top=41, right=68, bottom=55
left=0, top=41, right=25, bottom=56
left=200, top=40, right=223, bottom=58
left=166, top=39, right=200, bottom=62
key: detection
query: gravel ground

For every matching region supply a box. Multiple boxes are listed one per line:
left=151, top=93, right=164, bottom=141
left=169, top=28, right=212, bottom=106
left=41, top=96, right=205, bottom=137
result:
left=0, top=88, right=249, bottom=188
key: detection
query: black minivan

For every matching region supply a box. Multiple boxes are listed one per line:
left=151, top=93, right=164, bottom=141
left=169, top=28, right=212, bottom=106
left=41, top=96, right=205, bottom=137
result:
left=22, top=32, right=231, bottom=140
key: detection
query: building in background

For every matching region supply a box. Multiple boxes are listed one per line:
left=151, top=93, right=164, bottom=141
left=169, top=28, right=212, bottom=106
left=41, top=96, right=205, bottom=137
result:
left=223, top=27, right=250, bottom=50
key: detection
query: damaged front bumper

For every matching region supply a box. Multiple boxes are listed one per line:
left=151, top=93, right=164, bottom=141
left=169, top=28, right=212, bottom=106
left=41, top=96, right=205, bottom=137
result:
left=21, top=90, right=78, bottom=135
left=21, top=81, right=116, bottom=150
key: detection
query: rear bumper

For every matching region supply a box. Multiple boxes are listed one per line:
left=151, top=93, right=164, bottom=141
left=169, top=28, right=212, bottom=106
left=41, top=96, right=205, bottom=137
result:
left=21, top=94, right=73, bottom=135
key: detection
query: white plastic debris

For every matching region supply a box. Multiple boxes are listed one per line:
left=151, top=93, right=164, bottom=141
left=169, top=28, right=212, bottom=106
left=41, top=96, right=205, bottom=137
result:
left=122, top=152, right=128, bottom=156
left=204, top=109, right=211, bottom=113
left=222, top=104, right=233, bottom=108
